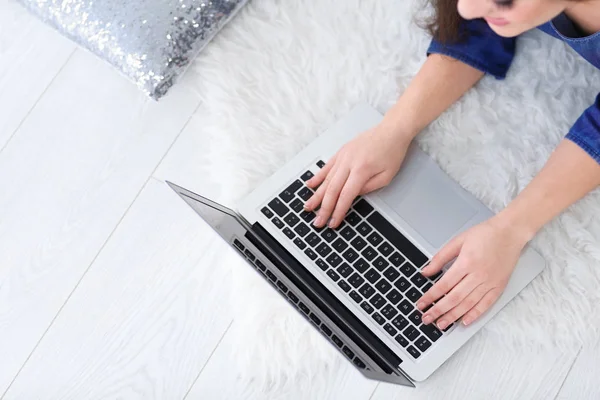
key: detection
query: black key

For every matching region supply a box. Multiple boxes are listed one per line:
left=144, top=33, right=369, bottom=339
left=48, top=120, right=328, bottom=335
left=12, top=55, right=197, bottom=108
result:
left=284, top=213, right=300, bottom=228
left=406, top=288, right=422, bottom=303
left=348, top=273, right=365, bottom=288
left=342, top=346, right=355, bottom=359
left=277, top=281, right=288, bottom=293
left=332, top=238, right=348, bottom=252
left=353, top=358, right=366, bottom=369
left=301, top=170, right=314, bottom=181
left=359, top=283, right=375, bottom=299
left=290, top=198, right=304, bottom=213
left=293, top=238, right=307, bottom=250
left=409, top=310, right=423, bottom=326
left=255, top=259, right=266, bottom=271
left=310, top=313, right=321, bottom=325
left=321, top=228, right=338, bottom=243
left=299, top=302, right=310, bottom=314
left=384, top=323, right=398, bottom=337
left=422, top=282, right=433, bottom=293
left=268, top=198, right=289, bottom=217
left=357, top=222, right=373, bottom=236
left=304, top=248, right=317, bottom=260
left=365, top=268, right=381, bottom=284
left=349, top=290, right=363, bottom=303
left=353, top=258, right=369, bottom=273
left=369, top=294, right=386, bottom=309
left=266, top=270, right=277, bottom=282
left=317, top=160, right=326, bottom=168
left=345, top=212, right=362, bottom=226
left=340, top=226, right=357, bottom=241
left=261, top=207, right=274, bottom=219
left=233, top=239, right=245, bottom=251
left=350, top=236, right=367, bottom=251
left=272, top=217, right=284, bottom=229
left=342, top=248, right=359, bottom=263
left=375, top=279, right=392, bottom=294
left=381, top=304, right=398, bottom=320
left=399, top=300, right=413, bottom=315
left=386, top=289, right=403, bottom=305
left=316, top=258, right=328, bottom=271
left=403, top=326, right=420, bottom=341
left=294, top=222, right=310, bottom=237
left=305, top=232, right=321, bottom=247
left=395, top=277, right=411, bottom=292
left=431, top=271, right=443, bottom=281
left=282, top=227, right=295, bottom=240
left=312, top=223, right=325, bottom=233
left=411, top=272, right=427, bottom=288
left=321, top=325, right=332, bottom=336
left=326, top=253, right=342, bottom=268
left=400, top=262, right=416, bottom=277
left=244, top=250, right=256, bottom=261
left=299, top=210, right=316, bottom=223
left=407, top=346, right=421, bottom=359
left=337, top=263, right=353, bottom=278
left=378, top=242, right=394, bottom=257
left=327, top=269, right=340, bottom=282
left=297, top=187, right=314, bottom=201
left=372, top=312, right=385, bottom=325
left=316, top=242, right=332, bottom=257
left=331, top=335, right=344, bottom=348
left=287, top=291, right=299, bottom=303
left=360, top=301, right=374, bottom=314
left=415, top=336, right=432, bottom=352
left=420, top=324, right=443, bottom=342
left=389, top=251, right=406, bottom=267
left=367, top=211, right=429, bottom=267
left=392, top=315, right=409, bottom=331
left=442, top=323, right=454, bottom=333
left=338, top=280, right=351, bottom=292
left=367, top=232, right=384, bottom=247
left=354, top=199, right=374, bottom=217
left=372, top=256, right=389, bottom=271
left=395, top=334, right=409, bottom=347
left=280, top=180, right=303, bottom=202
left=361, top=246, right=377, bottom=261
left=383, top=267, right=400, bottom=283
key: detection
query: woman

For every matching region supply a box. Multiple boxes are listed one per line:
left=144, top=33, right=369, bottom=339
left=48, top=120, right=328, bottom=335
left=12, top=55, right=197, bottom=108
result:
left=303, top=0, right=600, bottom=331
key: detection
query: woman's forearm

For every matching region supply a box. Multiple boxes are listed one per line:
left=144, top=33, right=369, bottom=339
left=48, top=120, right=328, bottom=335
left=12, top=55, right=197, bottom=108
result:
left=380, top=54, right=485, bottom=142
left=496, top=139, right=600, bottom=241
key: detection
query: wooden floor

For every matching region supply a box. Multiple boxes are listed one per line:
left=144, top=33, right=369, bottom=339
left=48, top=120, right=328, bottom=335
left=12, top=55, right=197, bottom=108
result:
left=1, top=3, right=598, bottom=399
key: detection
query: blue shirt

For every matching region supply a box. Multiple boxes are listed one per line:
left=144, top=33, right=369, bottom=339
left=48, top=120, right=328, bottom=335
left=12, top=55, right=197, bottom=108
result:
left=428, top=15, right=600, bottom=164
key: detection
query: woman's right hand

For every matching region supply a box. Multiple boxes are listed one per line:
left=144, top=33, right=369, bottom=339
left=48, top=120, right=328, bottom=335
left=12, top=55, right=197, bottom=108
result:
left=304, top=125, right=412, bottom=229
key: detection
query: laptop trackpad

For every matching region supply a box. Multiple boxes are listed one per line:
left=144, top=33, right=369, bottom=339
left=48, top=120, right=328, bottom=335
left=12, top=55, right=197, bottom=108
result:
left=377, top=147, right=477, bottom=249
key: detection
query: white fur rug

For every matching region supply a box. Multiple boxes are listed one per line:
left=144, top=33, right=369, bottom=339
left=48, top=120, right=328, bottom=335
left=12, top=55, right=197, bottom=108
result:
left=190, top=0, right=600, bottom=393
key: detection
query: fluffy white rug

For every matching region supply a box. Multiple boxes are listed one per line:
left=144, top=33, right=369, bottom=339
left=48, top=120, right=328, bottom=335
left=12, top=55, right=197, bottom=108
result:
left=190, top=0, right=600, bottom=392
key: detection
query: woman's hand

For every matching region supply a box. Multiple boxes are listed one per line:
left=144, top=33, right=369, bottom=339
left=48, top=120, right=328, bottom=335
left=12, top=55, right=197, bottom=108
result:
left=304, top=126, right=411, bottom=229
left=417, top=216, right=531, bottom=329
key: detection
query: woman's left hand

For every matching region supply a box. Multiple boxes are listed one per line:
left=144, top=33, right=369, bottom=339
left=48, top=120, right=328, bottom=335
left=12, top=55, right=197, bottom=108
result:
left=417, top=216, right=531, bottom=329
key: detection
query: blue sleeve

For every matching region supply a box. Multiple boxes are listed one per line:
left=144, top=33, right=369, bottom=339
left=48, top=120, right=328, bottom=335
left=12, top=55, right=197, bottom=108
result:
left=427, top=18, right=517, bottom=79
left=565, top=94, right=600, bottom=163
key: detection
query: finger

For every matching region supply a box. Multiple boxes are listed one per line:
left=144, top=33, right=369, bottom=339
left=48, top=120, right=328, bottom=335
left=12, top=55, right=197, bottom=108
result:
left=432, top=284, right=489, bottom=329
left=360, top=171, right=393, bottom=194
left=421, top=235, right=464, bottom=277
left=304, top=162, right=338, bottom=214
left=461, top=288, right=501, bottom=326
left=306, top=155, right=337, bottom=190
left=329, top=170, right=369, bottom=229
left=420, top=274, right=478, bottom=324
left=317, top=166, right=351, bottom=228
left=416, top=262, right=468, bottom=310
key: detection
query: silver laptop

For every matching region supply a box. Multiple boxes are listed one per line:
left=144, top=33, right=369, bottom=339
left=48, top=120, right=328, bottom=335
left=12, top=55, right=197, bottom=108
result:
left=167, top=102, right=546, bottom=386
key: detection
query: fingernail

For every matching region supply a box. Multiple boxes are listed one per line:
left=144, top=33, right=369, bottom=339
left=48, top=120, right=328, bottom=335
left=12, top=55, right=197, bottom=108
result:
left=462, top=317, right=472, bottom=326
left=314, top=215, right=325, bottom=227
left=438, top=320, right=448, bottom=330
left=328, top=218, right=336, bottom=228
left=303, top=203, right=311, bottom=210
left=416, top=302, right=425, bottom=311
left=422, top=315, right=432, bottom=324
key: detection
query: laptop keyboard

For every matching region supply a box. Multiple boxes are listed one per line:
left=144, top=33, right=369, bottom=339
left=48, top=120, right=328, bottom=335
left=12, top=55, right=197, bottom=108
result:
left=260, top=160, right=452, bottom=361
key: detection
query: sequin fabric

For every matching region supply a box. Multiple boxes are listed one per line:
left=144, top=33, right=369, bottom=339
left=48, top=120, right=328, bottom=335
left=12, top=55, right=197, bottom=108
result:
left=18, top=0, right=247, bottom=99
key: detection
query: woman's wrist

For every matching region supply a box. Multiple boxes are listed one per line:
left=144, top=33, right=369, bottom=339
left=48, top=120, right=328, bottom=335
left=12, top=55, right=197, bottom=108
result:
left=493, top=205, right=541, bottom=245
left=378, top=106, right=420, bottom=145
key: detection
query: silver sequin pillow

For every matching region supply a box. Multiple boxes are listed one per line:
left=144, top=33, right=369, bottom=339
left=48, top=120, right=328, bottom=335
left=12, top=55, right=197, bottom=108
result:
left=19, top=0, right=248, bottom=99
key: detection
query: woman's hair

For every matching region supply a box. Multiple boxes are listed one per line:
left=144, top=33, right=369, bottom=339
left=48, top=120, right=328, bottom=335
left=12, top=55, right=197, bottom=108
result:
left=426, top=0, right=464, bottom=43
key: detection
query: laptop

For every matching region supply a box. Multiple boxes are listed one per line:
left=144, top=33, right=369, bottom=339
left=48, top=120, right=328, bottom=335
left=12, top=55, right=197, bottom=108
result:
left=166, top=102, right=546, bottom=386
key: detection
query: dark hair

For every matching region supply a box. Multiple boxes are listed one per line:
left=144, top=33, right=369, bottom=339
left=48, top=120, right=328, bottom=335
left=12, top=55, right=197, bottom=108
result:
left=426, top=0, right=463, bottom=43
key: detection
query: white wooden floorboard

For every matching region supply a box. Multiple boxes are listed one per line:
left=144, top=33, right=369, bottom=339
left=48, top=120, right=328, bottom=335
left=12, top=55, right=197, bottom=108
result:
left=555, top=342, right=599, bottom=400
left=0, top=49, right=199, bottom=395
left=4, top=178, right=233, bottom=399
left=186, top=321, right=378, bottom=400
left=0, top=0, right=74, bottom=149
left=371, top=334, right=577, bottom=400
